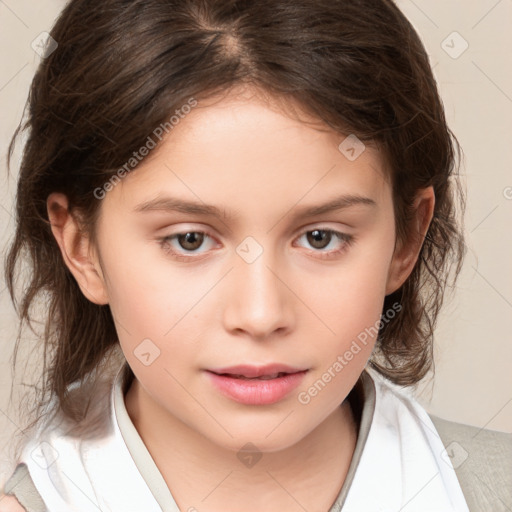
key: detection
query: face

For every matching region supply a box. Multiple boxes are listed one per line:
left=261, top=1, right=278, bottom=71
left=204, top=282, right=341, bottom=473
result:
left=84, top=87, right=403, bottom=452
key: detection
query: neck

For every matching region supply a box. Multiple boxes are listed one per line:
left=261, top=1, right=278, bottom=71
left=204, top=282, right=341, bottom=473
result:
left=125, top=377, right=358, bottom=512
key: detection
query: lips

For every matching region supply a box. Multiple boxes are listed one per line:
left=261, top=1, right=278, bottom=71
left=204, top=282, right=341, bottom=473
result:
left=205, top=364, right=308, bottom=405
left=222, top=372, right=288, bottom=380
left=207, top=364, right=307, bottom=379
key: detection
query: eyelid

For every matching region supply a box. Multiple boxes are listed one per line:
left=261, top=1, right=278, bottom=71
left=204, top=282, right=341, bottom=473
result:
left=158, top=230, right=219, bottom=262
left=293, top=226, right=355, bottom=256
left=292, top=220, right=352, bottom=235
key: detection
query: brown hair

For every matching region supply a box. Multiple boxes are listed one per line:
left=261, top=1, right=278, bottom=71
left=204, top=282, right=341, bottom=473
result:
left=5, top=0, right=465, bottom=425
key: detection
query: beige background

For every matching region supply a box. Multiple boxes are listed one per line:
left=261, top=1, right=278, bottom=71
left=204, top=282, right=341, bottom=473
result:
left=1, top=0, right=511, bottom=483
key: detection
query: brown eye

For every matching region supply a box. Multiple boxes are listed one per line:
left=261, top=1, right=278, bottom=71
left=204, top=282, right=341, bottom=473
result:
left=295, top=227, right=354, bottom=259
left=306, top=229, right=332, bottom=249
left=159, top=230, right=217, bottom=261
left=176, top=232, right=205, bottom=251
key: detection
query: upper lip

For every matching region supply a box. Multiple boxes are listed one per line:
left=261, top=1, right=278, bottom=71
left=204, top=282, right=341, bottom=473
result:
left=207, top=364, right=308, bottom=378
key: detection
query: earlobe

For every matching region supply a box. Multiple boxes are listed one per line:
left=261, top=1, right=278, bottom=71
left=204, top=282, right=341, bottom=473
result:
left=47, top=192, right=109, bottom=305
left=385, top=186, right=435, bottom=296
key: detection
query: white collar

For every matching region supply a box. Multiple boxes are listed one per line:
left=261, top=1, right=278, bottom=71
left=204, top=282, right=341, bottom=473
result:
left=20, top=363, right=469, bottom=511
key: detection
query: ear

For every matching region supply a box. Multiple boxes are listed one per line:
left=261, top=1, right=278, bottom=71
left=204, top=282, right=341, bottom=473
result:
left=47, top=192, right=109, bottom=305
left=385, top=186, right=435, bottom=296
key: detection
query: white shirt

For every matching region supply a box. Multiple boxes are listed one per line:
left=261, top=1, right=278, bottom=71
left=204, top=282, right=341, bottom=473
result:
left=13, top=363, right=470, bottom=511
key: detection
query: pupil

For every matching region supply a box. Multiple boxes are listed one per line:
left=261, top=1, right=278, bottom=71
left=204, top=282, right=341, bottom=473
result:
left=308, top=229, right=330, bottom=249
left=180, top=232, right=203, bottom=250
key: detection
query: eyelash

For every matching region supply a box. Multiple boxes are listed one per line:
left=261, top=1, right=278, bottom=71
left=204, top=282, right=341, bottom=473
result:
left=158, top=227, right=355, bottom=262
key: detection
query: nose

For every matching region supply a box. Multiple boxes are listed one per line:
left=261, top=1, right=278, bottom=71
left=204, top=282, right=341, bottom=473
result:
left=222, top=247, right=295, bottom=341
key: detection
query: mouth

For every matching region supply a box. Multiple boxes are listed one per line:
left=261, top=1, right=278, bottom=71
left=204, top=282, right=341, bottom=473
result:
left=213, top=371, right=292, bottom=380
left=207, top=363, right=308, bottom=379
left=205, top=364, right=309, bottom=405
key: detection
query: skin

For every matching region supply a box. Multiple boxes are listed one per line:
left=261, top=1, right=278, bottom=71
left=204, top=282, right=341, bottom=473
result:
left=0, top=497, right=24, bottom=512
left=43, top=85, right=434, bottom=512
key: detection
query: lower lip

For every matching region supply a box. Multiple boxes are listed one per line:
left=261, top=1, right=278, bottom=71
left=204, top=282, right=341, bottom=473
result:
left=206, top=371, right=308, bottom=405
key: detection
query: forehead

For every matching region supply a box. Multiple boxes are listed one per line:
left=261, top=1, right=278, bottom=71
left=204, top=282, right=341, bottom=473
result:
left=106, top=86, right=391, bottom=219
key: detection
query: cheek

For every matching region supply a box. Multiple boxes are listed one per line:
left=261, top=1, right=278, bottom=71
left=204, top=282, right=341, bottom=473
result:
left=298, top=233, right=395, bottom=372
left=295, top=271, right=388, bottom=409
left=305, top=238, right=393, bottom=330
left=98, top=229, right=193, bottom=332
left=98, top=236, right=217, bottom=382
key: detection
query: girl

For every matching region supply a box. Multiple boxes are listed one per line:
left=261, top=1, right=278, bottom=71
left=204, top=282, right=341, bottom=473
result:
left=1, top=0, right=510, bottom=511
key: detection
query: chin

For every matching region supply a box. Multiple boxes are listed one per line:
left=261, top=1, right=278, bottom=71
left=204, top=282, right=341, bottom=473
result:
left=203, top=422, right=309, bottom=455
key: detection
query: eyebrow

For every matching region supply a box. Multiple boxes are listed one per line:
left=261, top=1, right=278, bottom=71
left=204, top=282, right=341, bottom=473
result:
left=133, top=194, right=377, bottom=221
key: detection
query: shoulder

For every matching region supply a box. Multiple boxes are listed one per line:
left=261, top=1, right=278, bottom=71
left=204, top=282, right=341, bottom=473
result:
left=0, top=495, right=26, bottom=512
left=1, top=463, right=47, bottom=512
left=429, top=413, right=512, bottom=511
left=429, top=413, right=512, bottom=470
